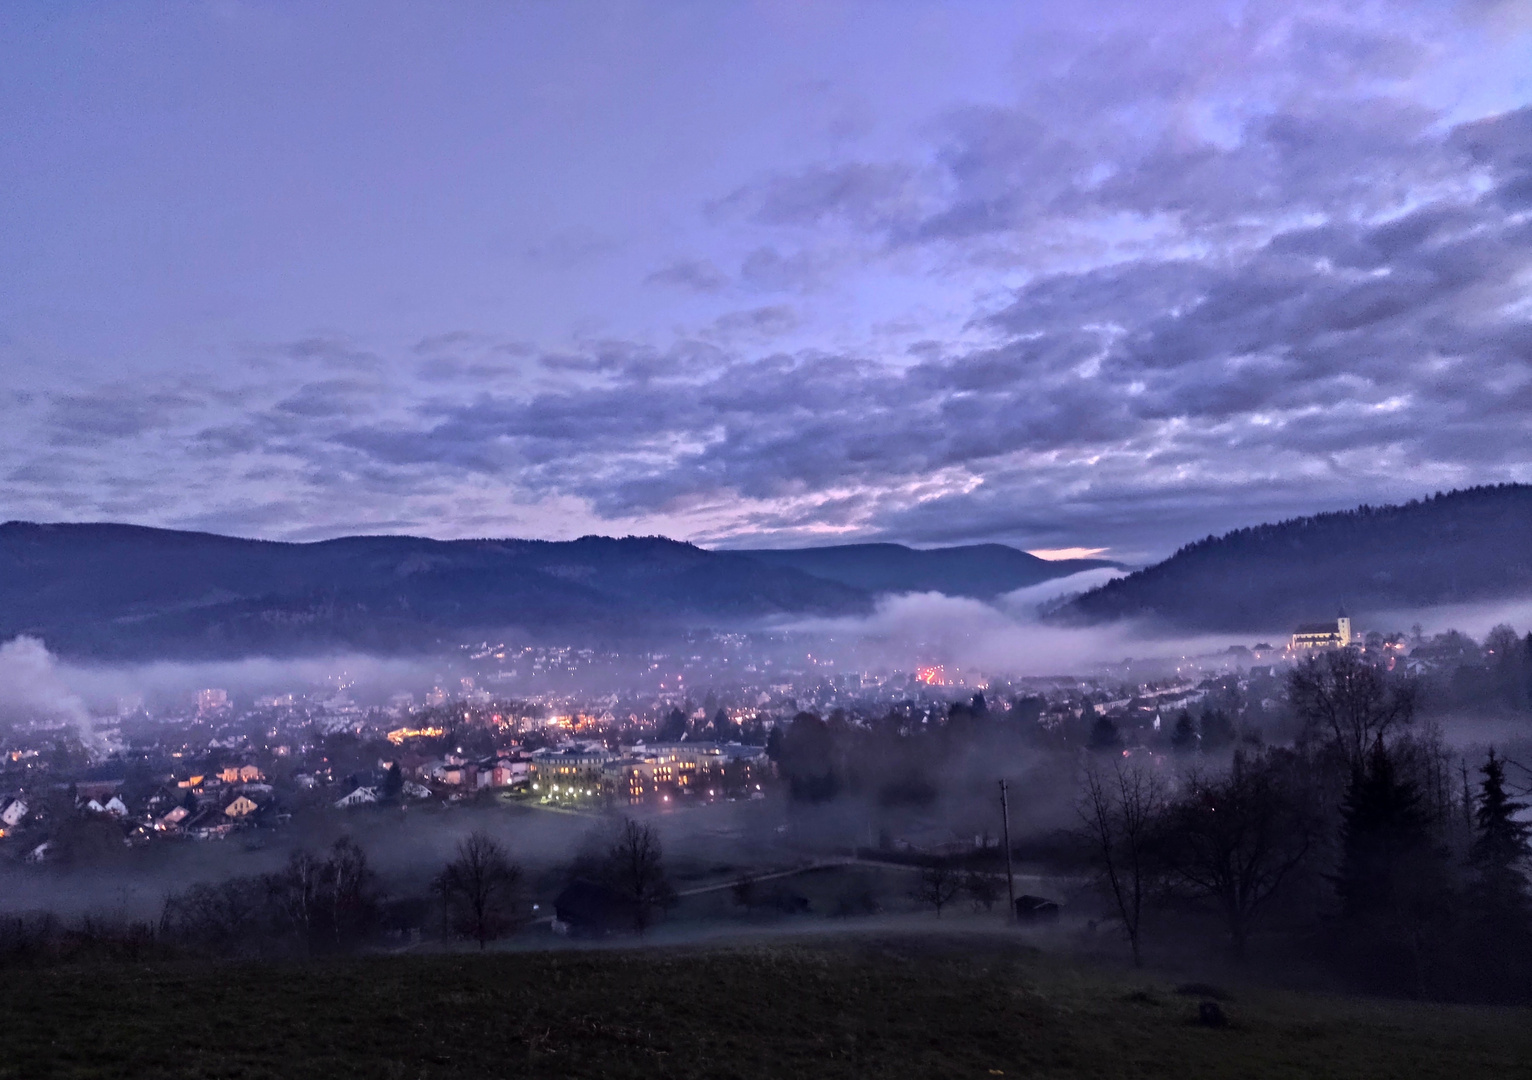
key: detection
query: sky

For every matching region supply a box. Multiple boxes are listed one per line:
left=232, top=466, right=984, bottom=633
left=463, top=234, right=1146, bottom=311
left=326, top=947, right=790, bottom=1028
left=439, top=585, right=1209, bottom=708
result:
left=2, top=0, right=1531, bottom=562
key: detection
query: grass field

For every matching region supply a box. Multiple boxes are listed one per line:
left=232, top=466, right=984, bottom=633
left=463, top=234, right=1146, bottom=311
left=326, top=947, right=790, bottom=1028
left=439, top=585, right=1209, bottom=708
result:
left=6, top=932, right=1531, bottom=1079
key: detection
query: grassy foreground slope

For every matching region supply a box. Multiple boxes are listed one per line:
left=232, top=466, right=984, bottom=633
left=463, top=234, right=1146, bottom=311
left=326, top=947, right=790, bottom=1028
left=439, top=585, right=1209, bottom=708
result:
left=6, top=936, right=1531, bottom=1080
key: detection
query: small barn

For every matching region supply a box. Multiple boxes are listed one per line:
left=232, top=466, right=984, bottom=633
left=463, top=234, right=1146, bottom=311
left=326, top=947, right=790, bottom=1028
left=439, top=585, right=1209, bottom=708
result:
left=1015, top=894, right=1061, bottom=921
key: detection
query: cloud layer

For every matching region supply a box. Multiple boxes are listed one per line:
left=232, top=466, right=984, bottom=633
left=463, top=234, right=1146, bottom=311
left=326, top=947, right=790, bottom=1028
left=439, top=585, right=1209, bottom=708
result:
left=1, top=1, right=1529, bottom=558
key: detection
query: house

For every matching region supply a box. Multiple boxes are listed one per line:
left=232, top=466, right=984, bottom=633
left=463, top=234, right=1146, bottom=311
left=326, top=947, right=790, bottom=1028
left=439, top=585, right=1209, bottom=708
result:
left=83, top=795, right=131, bottom=817
left=25, top=840, right=55, bottom=864
left=218, top=765, right=265, bottom=784
left=75, top=778, right=124, bottom=802
left=401, top=780, right=434, bottom=800
left=552, top=879, right=637, bottom=937
left=158, top=805, right=191, bottom=830
left=433, top=761, right=476, bottom=787
left=334, top=786, right=380, bottom=808
left=182, top=804, right=235, bottom=839
left=478, top=757, right=530, bottom=788
left=0, top=796, right=28, bottom=828
left=224, top=794, right=261, bottom=818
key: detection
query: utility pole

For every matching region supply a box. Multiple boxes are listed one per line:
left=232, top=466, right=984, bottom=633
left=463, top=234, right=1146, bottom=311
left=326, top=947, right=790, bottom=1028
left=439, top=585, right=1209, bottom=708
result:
left=999, top=778, right=1015, bottom=922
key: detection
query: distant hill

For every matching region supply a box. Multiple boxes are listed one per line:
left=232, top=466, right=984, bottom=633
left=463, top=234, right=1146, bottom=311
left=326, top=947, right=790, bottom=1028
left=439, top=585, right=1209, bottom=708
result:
left=0, top=523, right=871, bottom=659
left=729, top=543, right=1118, bottom=599
left=1059, top=485, right=1532, bottom=631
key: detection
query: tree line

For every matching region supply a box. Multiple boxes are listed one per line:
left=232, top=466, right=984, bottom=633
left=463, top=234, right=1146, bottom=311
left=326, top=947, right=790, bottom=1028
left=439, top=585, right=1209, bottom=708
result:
left=0, top=817, right=675, bottom=967
left=1080, top=649, right=1532, bottom=1002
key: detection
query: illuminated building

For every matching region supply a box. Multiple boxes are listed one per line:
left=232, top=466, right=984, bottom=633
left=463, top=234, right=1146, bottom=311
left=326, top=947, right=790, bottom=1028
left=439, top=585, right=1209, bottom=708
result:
left=1290, top=613, right=1353, bottom=651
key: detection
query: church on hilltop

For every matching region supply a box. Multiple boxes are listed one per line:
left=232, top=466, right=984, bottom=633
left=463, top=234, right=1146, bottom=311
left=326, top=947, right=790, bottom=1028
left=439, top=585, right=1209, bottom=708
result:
left=1290, top=611, right=1353, bottom=652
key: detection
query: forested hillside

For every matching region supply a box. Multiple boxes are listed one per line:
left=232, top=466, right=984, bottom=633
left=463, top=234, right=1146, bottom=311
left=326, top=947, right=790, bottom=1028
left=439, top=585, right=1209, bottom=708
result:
left=1062, top=485, right=1532, bottom=631
left=0, top=524, right=869, bottom=659
left=731, top=542, right=1116, bottom=598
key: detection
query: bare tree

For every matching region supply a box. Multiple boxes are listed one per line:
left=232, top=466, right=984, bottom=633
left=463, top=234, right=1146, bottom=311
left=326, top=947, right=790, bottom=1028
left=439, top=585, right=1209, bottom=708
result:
left=1079, top=761, right=1166, bottom=966
left=603, top=818, right=674, bottom=935
left=1158, top=750, right=1316, bottom=961
left=268, top=849, right=327, bottom=954
left=160, top=878, right=268, bottom=956
left=326, top=837, right=378, bottom=950
left=435, top=831, right=522, bottom=948
left=1289, top=651, right=1416, bottom=771
left=913, top=862, right=962, bottom=916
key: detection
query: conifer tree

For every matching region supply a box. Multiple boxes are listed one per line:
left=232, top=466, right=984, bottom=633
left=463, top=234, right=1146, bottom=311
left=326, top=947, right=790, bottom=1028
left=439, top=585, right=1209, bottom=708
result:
left=1466, top=750, right=1531, bottom=947
left=1087, top=714, right=1121, bottom=753
left=382, top=761, right=404, bottom=802
left=1333, top=737, right=1453, bottom=995
left=1170, top=710, right=1199, bottom=753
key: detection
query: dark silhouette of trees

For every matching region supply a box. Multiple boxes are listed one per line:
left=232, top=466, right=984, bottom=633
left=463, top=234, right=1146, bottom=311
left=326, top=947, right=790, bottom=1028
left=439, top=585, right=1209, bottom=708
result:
left=963, top=868, right=1002, bottom=913
left=1170, top=710, right=1199, bottom=753
left=1483, top=625, right=1531, bottom=712
left=160, top=838, right=379, bottom=958
left=435, top=831, right=522, bottom=948
left=1463, top=749, right=1532, bottom=995
left=912, top=862, right=962, bottom=917
left=1332, top=738, right=1453, bottom=996
left=1080, top=761, right=1165, bottom=965
left=1087, top=715, right=1121, bottom=753
left=1158, top=751, right=1316, bottom=961
left=325, top=837, right=377, bottom=950
left=1289, top=651, right=1416, bottom=770
left=258, top=838, right=376, bottom=954
left=269, top=849, right=327, bottom=954
left=160, top=878, right=269, bottom=956
left=1199, top=709, right=1236, bottom=753
left=381, top=761, right=404, bottom=803
left=658, top=707, right=688, bottom=742
left=775, top=712, right=841, bottom=801
left=603, top=818, right=674, bottom=935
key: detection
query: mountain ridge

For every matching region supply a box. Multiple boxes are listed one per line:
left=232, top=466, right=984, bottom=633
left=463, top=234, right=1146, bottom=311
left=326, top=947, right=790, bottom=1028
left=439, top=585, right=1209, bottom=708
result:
left=727, top=541, right=1119, bottom=599
left=1058, top=484, right=1532, bottom=631
left=0, top=523, right=1096, bottom=659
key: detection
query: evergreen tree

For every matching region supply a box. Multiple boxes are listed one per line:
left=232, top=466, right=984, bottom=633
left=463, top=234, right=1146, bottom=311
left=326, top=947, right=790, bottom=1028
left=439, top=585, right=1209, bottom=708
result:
left=1087, top=714, right=1121, bottom=753
left=1333, top=737, right=1453, bottom=996
left=658, top=706, right=688, bottom=742
left=1470, top=750, right=1531, bottom=888
left=1199, top=709, right=1236, bottom=753
left=1463, top=749, right=1532, bottom=997
left=1170, top=710, right=1199, bottom=753
left=382, top=761, right=404, bottom=803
